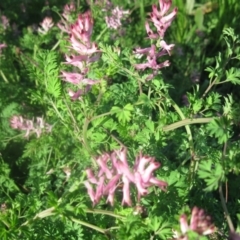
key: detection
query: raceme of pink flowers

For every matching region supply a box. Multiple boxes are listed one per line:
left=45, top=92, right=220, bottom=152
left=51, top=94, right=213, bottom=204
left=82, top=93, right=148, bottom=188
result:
left=147, top=0, right=177, bottom=39
left=134, top=0, right=177, bottom=81
left=10, top=116, right=52, bottom=138
left=1, top=14, right=10, bottom=30
left=173, top=207, right=216, bottom=239
left=61, top=10, right=101, bottom=100
left=84, top=148, right=167, bottom=206
left=105, top=6, right=129, bottom=30
left=38, top=17, right=54, bottom=35
left=57, top=3, right=76, bottom=33
left=0, top=43, right=7, bottom=56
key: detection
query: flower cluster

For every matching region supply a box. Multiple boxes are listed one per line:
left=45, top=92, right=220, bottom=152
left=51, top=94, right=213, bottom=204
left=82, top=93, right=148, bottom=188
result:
left=134, top=0, right=177, bottom=81
left=229, top=232, right=240, bottom=240
left=38, top=17, right=54, bottom=35
left=10, top=116, right=52, bottom=138
left=0, top=15, right=10, bottom=30
left=173, top=207, right=216, bottom=239
left=61, top=11, right=101, bottom=100
left=57, top=3, right=76, bottom=34
left=104, top=6, right=129, bottom=30
left=84, top=148, right=167, bottom=206
left=0, top=43, right=7, bottom=54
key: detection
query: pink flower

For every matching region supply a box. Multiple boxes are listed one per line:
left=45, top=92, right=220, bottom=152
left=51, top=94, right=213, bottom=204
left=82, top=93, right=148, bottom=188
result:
left=105, top=6, right=129, bottom=30
left=84, top=148, right=167, bottom=206
left=134, top=45, right=170, bottom=71
left=67, top=86, right=91, bottom=101
left=133, top=0, right=177, bottom=81
left=145, top=22, right=159, bottom=39
left=61, top=71, right=100, bottom=85
left=175, top=207, right=216, bottom=239
left=61, top=10, right=101, bottom=99
left=71, top=11, right=93, bottom=44
left=141, top=161, right=160, bottom=183
left=70, top=35, right=100, bottom=55
left=134, top=171, right=149, bottom=197
left=159, top=40, right=175, bottom=55
left=10, top=115, right=52, bottom=138
left=1, top=15, right=10, bottom=30
left=149, top=0, right=178, bottom=39
left=57, top=3, right=76, bottom=33
left=0, top=44, right=7, bottom=55
left=121, top=175, right=132, bottom=206
left=65, top=55, right=100, bottom=69
left=62, top=2, right=76, bottom=21
left=38, top=17, right=54, bottom=35
left=229, top=232, right=240, bottom=240
left=96, top=154, right=113, bottom=179
left=84, top=181, right=95, bottom=202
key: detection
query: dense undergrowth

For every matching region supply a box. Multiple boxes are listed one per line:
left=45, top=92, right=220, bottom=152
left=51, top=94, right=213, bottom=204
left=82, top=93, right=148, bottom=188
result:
left=1, top=0, right=240, bottom=239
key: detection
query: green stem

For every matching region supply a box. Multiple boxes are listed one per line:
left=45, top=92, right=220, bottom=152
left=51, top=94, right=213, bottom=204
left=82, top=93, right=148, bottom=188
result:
left=21, top=207, right=56, bottom=227
left=50, top=100, right=65, bottom=122
left=70, top=217, right=107, bottom=234
left=215, top=80, right=229, bottom=85
left=101, top=127, right=126, bottom=148
left=219, top=184, right=235, bottom=232
left=33, top=207, right=56, bottom=219
left=202, top=77, right=217, bottom=98
left=170, top=100, right=194, bottom=154
left=63, top=98, right=81, bottom=134
left=219, top=141, right=235, bottom=232
left=0, top=70, right=9, bottom=83
left=51, top=39, right=61, bottom=51
left=85, top=209, right=125, bottom=220
left=0, top=219, right=10, bottom=229
left=82, top=118, right=94, bottom=156
left=162, top=117, right=214, bottom=132
left=45, top=147, right=52, bottom=173
left=170, top=100, right=198, bottom=181
left=96, top=27, right=108, bottom=42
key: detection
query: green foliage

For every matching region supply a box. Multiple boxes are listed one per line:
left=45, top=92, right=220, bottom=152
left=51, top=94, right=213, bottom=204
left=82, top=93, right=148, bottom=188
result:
left=198, top=159, right=225, bottom=191
left=206, top=117, right=232, bottom=144
left=34, top=50, right=61, bottom=99
left=1, top=0, right=240, bottom=239
left=111, top=103, right=134, bottom=124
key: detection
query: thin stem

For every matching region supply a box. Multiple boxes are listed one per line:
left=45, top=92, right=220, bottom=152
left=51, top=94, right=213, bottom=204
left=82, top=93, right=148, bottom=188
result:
left=50, top=100, right=65, bottom=122
left=63, top=98, right=81, bottom=134
left=219, top=141, right=235, bottom=232
left=45, top=147, right=52, bottom=173
left=91, top=111, right=113, bottom=122
left=169, top=100, right=194, bottom=154
left=0, top=70, right=9, bottom=83
left=95, top=27, right=109, bottom=42
left=85, top=209, right=125, bottom=220
left=201, top=77, right=217, bottom=98
left=170, top=99, right=197, bottom=182
left=106, top=226, right=120, bottom=231
left=225, top=181, right=228, bottom=203
left=70, top=217, right=107, bottom=234
left=1, top=186, right=15, bottom=202
left=101, top=127, right=127, bottom=148
left=162, top=117, right=214, bottom=132
left=219, top=185, right=234, bottom=232
left=215, top=80, right=229, bottom=85
left=0, top=219, right=10, bottom=229
left=21, top=207, right=56, bottom=227
left=51, top=39, right=61, bottom=51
